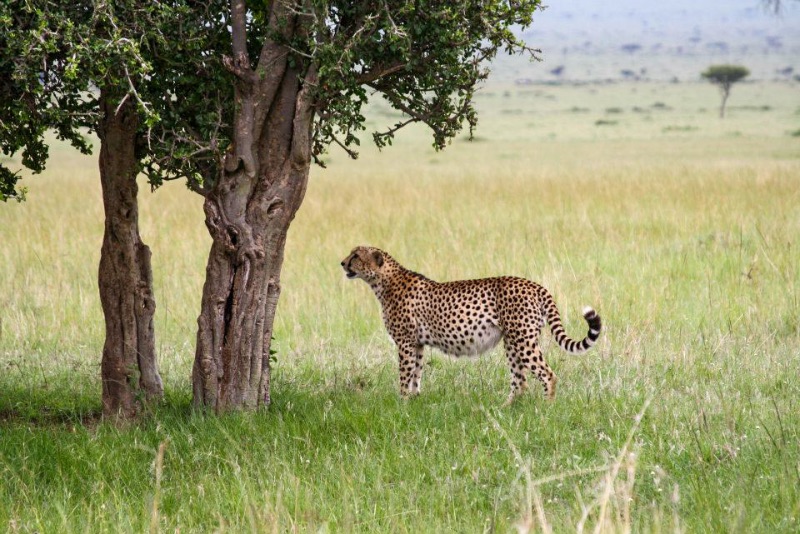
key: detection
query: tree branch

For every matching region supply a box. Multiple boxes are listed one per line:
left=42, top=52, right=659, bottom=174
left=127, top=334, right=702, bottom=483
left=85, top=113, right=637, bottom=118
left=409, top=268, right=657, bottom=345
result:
left=223, top=0, right=257, bottom=85
left=370, top=84, right=441, bottom=134
left=291, top=63, right=318, bottom=165
left=372, top=116, right=418, bottom=147
left=222, top=54, right=258, bottom=84
left=356, top=61, right=407, bottom=84
left=331, top=132, right=359, bottom=159
left=230, top=0, right=248, bottom=61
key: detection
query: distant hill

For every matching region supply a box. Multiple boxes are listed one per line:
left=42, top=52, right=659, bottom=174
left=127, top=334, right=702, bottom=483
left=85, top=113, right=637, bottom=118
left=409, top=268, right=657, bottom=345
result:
left=488, top=0, right=800, bottom=84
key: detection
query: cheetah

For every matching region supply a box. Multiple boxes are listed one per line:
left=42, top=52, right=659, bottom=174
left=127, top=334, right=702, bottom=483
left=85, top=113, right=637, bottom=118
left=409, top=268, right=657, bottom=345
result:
left=341, top=246, right=602, bottom=404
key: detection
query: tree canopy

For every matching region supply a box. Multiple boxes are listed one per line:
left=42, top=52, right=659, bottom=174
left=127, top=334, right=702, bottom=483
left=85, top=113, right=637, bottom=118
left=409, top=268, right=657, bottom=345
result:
left=0, top=0, right=231, bottom=199
left=0, top=2, right=94, bottom=200
left=701, top=65, right=750, bottom=87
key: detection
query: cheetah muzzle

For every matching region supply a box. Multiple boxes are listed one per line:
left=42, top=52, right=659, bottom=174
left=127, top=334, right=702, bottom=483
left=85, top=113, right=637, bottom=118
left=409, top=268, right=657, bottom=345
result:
left=341, top=246, right=602, bottom=405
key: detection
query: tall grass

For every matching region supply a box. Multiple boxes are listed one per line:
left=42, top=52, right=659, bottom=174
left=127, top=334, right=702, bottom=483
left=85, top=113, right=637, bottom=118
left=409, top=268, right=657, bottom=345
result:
left=1, top=82, right=799, bottom=531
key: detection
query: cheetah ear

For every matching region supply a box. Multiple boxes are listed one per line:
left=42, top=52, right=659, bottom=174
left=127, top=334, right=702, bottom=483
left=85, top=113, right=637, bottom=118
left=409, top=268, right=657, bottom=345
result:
left=371, top=250, right=384, bottom=267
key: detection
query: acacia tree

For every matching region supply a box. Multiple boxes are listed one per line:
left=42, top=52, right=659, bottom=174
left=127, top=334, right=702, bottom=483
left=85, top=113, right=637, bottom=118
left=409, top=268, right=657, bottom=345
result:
left=155, top=0, right=545, bottom=411
left=701, top=64, right=750, bottom=118
left=0, top=1, right=227, bottom=417
left=0, top=2, right=166, bottom=417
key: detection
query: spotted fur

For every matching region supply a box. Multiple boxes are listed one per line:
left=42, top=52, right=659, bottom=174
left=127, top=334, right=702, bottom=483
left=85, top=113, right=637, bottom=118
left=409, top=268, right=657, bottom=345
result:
left=341, top=246, right=602, bottom=404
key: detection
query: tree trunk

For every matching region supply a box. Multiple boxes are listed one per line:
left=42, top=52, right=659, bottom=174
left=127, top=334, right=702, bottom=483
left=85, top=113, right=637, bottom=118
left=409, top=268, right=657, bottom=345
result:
left=192, top=49, right=316, bottom=411
left=98, top=89, right=163, bottom=418
left=719, top=84, right=730, bottom=118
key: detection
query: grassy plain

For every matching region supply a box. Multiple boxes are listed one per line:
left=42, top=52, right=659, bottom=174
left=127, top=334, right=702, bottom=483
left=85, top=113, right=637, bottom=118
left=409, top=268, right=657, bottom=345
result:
left=1, top=81, right=799, bottom=532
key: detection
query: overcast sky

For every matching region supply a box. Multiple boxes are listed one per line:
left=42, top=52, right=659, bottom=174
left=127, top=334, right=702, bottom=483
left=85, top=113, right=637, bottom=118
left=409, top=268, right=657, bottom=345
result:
left=497, top=0, right=800, bottom=81
left=525, top=0, right=800, bottom=48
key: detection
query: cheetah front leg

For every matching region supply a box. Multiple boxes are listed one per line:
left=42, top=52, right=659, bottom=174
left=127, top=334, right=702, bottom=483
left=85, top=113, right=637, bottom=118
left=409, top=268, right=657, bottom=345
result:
left=409, top=345, right=425, bottom=395
left=397, top=341, right=424, bottom=397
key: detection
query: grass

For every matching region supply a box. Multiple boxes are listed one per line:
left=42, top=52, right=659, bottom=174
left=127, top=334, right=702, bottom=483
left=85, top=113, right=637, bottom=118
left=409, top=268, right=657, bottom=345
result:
left=1, top=81, right=799, bottom=532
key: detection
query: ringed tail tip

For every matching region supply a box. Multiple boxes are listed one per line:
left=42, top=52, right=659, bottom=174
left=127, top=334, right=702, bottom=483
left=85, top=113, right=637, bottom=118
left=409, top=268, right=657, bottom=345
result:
left=582, top=306, right=596, bottom=319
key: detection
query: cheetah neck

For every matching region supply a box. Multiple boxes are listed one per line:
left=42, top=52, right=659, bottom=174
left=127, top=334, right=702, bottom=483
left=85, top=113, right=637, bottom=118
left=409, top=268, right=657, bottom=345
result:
left=367, top=280, right=387, bottom=302
left=368, top=266, right=433, bottom=307
left=367, top=275, right=397, bottom=304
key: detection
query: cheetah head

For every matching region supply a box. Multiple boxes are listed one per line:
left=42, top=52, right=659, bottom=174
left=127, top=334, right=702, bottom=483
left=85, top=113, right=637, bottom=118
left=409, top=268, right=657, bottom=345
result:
left=341, top=246, right=387, bottom=282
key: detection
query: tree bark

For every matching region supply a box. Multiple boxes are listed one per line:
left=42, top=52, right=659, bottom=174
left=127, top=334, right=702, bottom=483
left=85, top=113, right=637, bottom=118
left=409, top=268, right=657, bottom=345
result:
left=98, top=89, right=163, bottom=418
left=192, top=2, right=316, bottom=411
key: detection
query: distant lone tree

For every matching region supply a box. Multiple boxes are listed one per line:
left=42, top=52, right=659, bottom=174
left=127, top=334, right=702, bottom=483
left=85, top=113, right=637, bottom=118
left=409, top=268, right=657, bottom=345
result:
left=701, top=65, right=750, bottom=118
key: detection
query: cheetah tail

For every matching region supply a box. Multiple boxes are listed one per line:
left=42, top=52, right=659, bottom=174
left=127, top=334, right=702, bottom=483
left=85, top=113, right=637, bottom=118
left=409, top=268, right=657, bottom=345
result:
left=546, top=303, right=602, bottom=354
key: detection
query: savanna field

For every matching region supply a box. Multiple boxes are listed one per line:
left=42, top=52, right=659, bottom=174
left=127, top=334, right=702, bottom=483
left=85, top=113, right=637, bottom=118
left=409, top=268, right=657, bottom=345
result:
left=1, top=81, right=799, bottom=531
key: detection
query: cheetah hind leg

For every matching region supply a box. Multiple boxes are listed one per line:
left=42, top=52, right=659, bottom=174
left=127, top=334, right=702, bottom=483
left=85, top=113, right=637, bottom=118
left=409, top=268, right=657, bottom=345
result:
left=502, top=342, right=530, bottom=406
left=526, top=343, right=557, bottom=401
left=503, top=341, right=556, bottom=405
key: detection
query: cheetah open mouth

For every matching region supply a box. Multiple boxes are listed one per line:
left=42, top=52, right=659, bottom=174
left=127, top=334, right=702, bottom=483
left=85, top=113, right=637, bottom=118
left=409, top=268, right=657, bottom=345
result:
left=345, top=269, right=357, bottom=279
